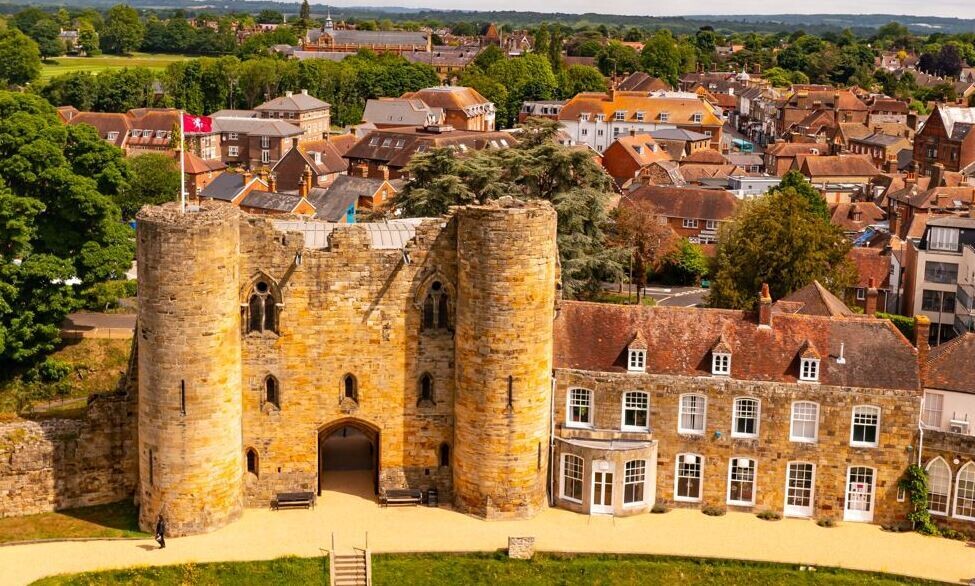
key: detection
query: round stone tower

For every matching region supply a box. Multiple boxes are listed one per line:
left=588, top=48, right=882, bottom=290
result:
left=453, top=198, right=558, bottom=518
left=136, top=201, right=243, bottom=536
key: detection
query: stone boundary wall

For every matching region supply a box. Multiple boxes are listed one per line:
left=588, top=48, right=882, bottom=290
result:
left=0, top=392, right=137, bottom=518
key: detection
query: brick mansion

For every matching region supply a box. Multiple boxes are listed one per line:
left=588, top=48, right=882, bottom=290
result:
left=3, top=199, right=975, bottom=537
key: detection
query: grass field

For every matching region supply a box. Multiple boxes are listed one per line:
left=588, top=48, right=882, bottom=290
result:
left=0, top=501, right=146, bottom=545
left=38, top=53, right=191, bottom=81
left=31, top=552, right=939, bottom=585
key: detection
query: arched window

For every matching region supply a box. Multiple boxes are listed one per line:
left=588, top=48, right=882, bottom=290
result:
left=926, top=457, right=951, bottom=516
left=418, top=373, right=435, bottom=405
left=343, top=374, right=358, bottom=404
left=439, top=443, right=450, bottom=467
left=422, top=281, right=449, bottom=331
left=246, top=280, right=278, bottom=334
left=246, top=448, right=259, bottom=477
left=264, top=376, right=279, bottom=409
left=954, top=462, right=975, bottom=520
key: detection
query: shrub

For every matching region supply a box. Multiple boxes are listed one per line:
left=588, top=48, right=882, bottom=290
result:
left=876, top=312, right=914, bottom=341
left=37, top=359, right=72, bottom=383
left=899, top=464, right=939, bottom=535
left=702, top=504, right=726, bottom=516
left=651, top=503, right=669, bottom=514
left=757, top=509, right=782, bottom=521
left=816, top=516, right=836, bottom=528
left=881, top=521, right=912, bottom=533
left=82, top=280, right=137, bottom=310
left=939, top=527, right=969, bottom=541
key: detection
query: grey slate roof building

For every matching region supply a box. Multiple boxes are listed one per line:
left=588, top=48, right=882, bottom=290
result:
left=200, top=173, right=249, bottom=202
left=239, top=191, right=312, bottom=213
left=255, top=92, right=330, bottom=113
left=306, top=175, right=393, bottom=221
left=362, top=98, right=444, bottom=128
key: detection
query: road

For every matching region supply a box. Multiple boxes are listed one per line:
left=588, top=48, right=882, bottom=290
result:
left=609, top=284, right=708, bottom=307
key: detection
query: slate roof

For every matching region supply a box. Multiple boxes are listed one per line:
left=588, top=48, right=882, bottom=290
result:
left=307, top=175, right=389, bottom=221
left=622, top=185, right=739, bottom=221
left=926, top=333, right=975, bottom=393
left=211, top=116, right=303, bottom=137
left=200, top=172, right=247, bottom=202
left=239, top=190, right=311, bottom=213
left=255, top=92, right=330, bottom=112
left=649, top=128, right=711, bottom=142
left=553, top=301, right=918, bottom=390
left=344, top=127, right=515, bottom=168
left=362, top=98, right=444, bottom=127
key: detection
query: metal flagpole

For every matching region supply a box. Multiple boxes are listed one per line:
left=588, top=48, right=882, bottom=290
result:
left=179, top=110, right=186, bottom=213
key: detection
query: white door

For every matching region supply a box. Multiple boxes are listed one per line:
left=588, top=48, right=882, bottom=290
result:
left=784, top=462, right=815, bottom=518
left=591, top=461, right=615, bottom=515
left=844, top=467, right=875, bottom=522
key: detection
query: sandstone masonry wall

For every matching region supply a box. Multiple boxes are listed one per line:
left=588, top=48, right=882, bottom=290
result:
left=0, top=392, right=136, bottom=518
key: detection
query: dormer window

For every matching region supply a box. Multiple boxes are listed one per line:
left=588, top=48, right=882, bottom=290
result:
left=596, top=113, right=605, bottom=122
left=692, top=113, right=703, bottom=123
left=614, top=110, right=626, bottom=121
left=580, top=113, right=590, bottom=121
left=800, top=358, right=820, bottom=382
left=712, top=353, right=731, bottom=376
left=659, top=112, right=670, bottom=122
left=633, top=145, right=643, bottom=155
left=635, top=111, right=645, bottom=121
left=628, top=349, right=646, bottom=372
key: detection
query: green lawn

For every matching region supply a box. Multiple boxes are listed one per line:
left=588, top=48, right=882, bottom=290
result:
left=0, top=500, right=147, bottom=545
left=38, top=53, right=191, bottom=81
left=31, top=553, right=939, bottom=585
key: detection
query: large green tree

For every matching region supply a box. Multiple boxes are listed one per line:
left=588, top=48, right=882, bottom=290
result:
left=394, top=119, right=621, bottom=297
left=708, top=178, right=855, bottom=310
left=117, top=152, right=180, bottom=219
left=0, top=28, right=42, bottom=86
left=101, top=4, right=145, bottom=55
left=0, top=91, right=134, bottom=369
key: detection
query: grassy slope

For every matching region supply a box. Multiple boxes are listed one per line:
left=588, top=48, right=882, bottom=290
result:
left=0, top=338, right=132, bottom=416
left=31, top=553, right=939, bottom=585
left=0, top=501, right=146, bottom=545
left=38, top=53, right=191, bottom=81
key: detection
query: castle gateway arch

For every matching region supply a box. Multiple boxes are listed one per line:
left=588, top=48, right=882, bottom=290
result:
left=317, top=418, right=380, bottom=498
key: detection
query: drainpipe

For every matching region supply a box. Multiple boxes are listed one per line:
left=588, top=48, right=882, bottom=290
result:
left=549, top=375, right=557, bottom=508
left=917, top=395, right=925, bottom=467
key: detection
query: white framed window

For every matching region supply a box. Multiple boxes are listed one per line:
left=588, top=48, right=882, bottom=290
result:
left=704, top=130, right=712, bottom=137
left=850, top=405, right=880, bottom=448
left=561, top=454, right=584, bottom=503
left=229, top=132, right=239, bottom=140
left=955, top=462, right=975, bottom=520
left=106, top=131, right=118, bottom=141
left=621, top=391, right=649, bottom=431
left=675, top=454, right=702, bottom=502
left=628, top=349, right=646, bottom=372
left=799, top=358, right=819, bottom=382
left=732, top=397, right=759, bottom=438
left=928, top=227, right=959, bottom=252
left=712, top=353, right=730, bottom=376
left=142, top=129, right=152, bottom=138
left=926, top=457, right=951, bottom=516
left=623, top=460, right=646, bottom=506
left=614, top=110, right=625, bottom=121
left=597, top=129, right=604, bottom=137
left=567, top=388, right=593, bottom=428
left=682, top=218, right=699, bottom=229
left=581, top=128, right=588, bottom=136
left=261, top=149, right=270, bottom=164
left=856, top=288, right=866, bottom=301
left=660, top=112, right=669, bottom=122
left=678, top=394, right=706, bottom=435
left=228, top=145, right=239, bottom=157
left=635, top=111, right=645, bottom=121
left=692, top=113, right=703, bottom=123
left=705, top=220, right=718, bottom=230
left=261, top=136, right=270, bottom=149
left=790, top=401, right=819, bottom=443
left=130, top=128, right=141, bottom=136
left=580, top=113, right=590, bottom=121
left=922, top=393, right=944, bottom=428
left=155, top=130, right=167, bottom=139
left=727, top=457, right=756, bottom=506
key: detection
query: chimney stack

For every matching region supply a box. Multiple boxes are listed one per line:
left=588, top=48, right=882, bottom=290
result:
left=301, top=165, right=313, bottom=196
left=888, top=204, right=900, bottom=236
left=268, top=172, right=277, bottom=193
left=258, top=167, right=269, bottom=184
left=914, top=315, right=931, bottom=384
left=758, top=283, right=773, bottom=328
left=931, top=162, right=945, bottom=188
left=865, top=277, right=879, bottom=316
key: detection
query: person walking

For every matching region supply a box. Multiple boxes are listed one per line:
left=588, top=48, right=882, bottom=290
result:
left=154, top=514, right=166, bottom=549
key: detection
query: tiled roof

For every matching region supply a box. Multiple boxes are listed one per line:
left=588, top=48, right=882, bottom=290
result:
left=681, top=149, right=728, bottom=164
left=829, top=202, right=886, bottom=231
left=552, top=301, right=918, bottom=390
left=344, top=127, right=515, bottom=168
left=401, top=86, right=491, bottom=114
left=622, top=185, right=739, bottom=221
left=182, top=151, right=226, bottom=175
left=783, top=89, right=868, bottom=111
left=926, top=333, right=975, bottom=393
left=765, top=142, right=825, bottom=157
left=679, top=164, right=747, bottom=182
left=779, top=281, right=855, bottom=318
left=797, top=155, right=881, bottom=178
left=328, top=133, right=358, bottom=156
left=618, top=72, right=671, bottom=92
left=558, top=91, right=722, bottom=126
left=606, top=134, right=670, bottom=167
left=67, top=112, right=131, bottom=148
left=848, top=247, right=891, bottom=289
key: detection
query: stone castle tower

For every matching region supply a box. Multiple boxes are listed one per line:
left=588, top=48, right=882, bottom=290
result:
left=453, top=201, right=558, bottom=518
left=136, top=203, right=243, bottom=535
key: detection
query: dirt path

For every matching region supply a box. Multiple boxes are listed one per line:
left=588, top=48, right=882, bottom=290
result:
left=1, top=472, right=972, bottom=585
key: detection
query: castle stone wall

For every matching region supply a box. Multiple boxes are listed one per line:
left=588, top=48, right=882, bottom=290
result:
left=136, top=202, right=243, bottom=536
left=453, top=200, right=558, bottom=518
left=0, top=392, right=136, bottom=518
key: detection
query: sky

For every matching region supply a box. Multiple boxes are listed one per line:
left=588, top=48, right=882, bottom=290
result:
left=321, top=1, right=974, bottom=20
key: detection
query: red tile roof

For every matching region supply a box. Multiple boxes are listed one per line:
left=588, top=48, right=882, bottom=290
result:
left=622, top=185, right=739, bottom=221
left=926, top=333, right=975, bottom=393
left=778, top=281, right=854, bottom=317
left=848, top=247, right=891, bottom=289
left=553, top=301, right=918, bottom=390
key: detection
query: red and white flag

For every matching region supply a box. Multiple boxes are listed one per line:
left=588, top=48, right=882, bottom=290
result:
left=182, top=113, right=213, bottom=134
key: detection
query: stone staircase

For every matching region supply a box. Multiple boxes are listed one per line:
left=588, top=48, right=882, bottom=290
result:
left=329, top=534, right=371, bottom=586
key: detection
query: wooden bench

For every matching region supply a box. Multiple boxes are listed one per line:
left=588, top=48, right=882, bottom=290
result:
left=272, top=491, right=316, bottom=510
left=380, top=488, right=423, bottom=507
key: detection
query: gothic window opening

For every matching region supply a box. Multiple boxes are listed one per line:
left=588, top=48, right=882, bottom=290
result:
left=439, top=443, right=450, bottom=467
left=418, top=373, right=435, bottom=405
left=246, top=448, right=259, bottom=476
left=343, top=374, right=358, bottom=404
left=265, top=376, right=279, bottom=409
left=247, top=280, right=278, bottom=334
left=422, top=281, right=450, bottom=331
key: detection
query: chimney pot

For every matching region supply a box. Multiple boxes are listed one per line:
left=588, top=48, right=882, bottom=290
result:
left=285, top=91, right=293, bottom=97
left=268, top=173, right=277, bottom=193
left=758, top=283, right=773, bottom=328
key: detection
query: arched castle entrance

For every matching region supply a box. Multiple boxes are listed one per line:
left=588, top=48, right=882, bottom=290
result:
left=317, top=419, right=379, bottom=498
